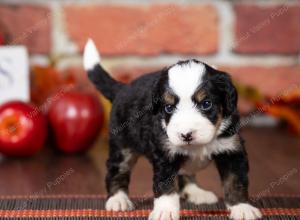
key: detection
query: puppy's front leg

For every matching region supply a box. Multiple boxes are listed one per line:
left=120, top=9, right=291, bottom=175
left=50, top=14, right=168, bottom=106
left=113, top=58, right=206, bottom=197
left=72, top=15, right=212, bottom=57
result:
left=149, top=154, right=183, bottom=220
left=214, top=149, right=262, bottom=220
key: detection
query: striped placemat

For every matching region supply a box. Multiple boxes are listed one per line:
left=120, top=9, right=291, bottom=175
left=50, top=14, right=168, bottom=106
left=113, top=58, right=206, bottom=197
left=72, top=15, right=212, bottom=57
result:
left=0, top=195, right=299, bottom=219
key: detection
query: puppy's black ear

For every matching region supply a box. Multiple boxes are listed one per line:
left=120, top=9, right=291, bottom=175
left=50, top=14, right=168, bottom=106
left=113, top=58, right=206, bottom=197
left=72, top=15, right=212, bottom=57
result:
left=152, top=68, right=168, bottom=115
left=215, top=72, right=238, bottom=117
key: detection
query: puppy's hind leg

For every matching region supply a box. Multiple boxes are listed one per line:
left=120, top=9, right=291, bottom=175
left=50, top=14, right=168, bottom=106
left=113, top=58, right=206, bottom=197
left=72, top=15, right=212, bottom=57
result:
left=178, top=174, right=218, bottom=205
left=105, top=139, right=138, bottom=211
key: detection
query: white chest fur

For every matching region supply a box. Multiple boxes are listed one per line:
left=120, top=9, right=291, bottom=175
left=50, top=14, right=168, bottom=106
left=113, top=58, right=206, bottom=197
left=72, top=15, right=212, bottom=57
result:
left=167, top=135, right=239, bottom=175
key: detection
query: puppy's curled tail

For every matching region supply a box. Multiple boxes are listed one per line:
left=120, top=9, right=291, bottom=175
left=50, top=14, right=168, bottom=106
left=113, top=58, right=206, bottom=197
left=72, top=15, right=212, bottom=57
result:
left=83, top=39, right=124, bottom=102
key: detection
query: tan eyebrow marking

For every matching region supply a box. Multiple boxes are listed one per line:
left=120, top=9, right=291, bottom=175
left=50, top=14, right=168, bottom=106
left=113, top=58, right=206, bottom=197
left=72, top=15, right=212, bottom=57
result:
left=215, top=113, right=223, bottom=128
left=194, top=89, right=206, bottom=102
left=163, top=92, right=176, bottom=105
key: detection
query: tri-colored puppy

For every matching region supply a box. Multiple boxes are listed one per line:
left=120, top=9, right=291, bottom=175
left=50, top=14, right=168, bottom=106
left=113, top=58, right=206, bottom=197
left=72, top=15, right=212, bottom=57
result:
left=83, top=39, right=262, bottom=220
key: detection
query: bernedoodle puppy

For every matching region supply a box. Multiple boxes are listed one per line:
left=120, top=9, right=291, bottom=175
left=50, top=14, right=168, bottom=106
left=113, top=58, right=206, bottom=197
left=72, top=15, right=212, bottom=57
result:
left=83, top=39, right=262, bottom=220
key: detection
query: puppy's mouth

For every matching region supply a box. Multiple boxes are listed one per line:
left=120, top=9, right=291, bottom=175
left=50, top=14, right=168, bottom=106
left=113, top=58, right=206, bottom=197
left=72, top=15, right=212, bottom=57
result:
left=183, top=140, right=194, bottom=146
left=176, top=137, right=214, bottom=148
left=178, top=140, right=202, bottom=148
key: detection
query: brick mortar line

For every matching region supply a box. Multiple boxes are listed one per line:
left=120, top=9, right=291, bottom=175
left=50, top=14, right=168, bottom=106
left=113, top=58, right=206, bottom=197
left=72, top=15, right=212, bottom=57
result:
left=50, top=1, right=79, bottom=56
left=213, top=1, right=234, bottom=62
left=48, top=54, right=300, bottom=69
left=229, top=0, right=300, bottom=6
left=0, top=0, right=49, bottom=6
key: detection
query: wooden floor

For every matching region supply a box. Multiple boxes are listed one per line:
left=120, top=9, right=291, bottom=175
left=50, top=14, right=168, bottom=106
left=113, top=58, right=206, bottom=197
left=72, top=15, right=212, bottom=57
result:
left=0, top=127, right=299, bottom=198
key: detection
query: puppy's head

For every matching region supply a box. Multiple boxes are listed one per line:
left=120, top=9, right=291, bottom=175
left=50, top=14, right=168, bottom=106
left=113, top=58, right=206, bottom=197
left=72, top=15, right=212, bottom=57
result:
left=153, top=60, right=237, bottom=147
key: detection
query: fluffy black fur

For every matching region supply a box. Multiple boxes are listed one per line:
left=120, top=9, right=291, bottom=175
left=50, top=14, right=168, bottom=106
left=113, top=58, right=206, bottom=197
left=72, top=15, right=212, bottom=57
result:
left=87, top=60, right=249, bottom=205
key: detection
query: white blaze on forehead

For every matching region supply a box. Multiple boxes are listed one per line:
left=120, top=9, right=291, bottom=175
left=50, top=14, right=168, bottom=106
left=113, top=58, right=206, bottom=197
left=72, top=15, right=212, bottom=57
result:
left=168, top=61, right=206, bottom=98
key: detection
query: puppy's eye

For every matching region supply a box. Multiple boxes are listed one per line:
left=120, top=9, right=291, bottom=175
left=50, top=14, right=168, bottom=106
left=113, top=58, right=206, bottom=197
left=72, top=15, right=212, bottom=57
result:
left=164, top=104, right=175, bottom=114
left=200, top=99, right=212, bottom=111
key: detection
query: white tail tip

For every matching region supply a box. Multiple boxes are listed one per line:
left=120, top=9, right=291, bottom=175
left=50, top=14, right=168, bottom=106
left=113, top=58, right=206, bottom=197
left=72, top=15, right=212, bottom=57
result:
left=83, top=38, right=101, bottom=71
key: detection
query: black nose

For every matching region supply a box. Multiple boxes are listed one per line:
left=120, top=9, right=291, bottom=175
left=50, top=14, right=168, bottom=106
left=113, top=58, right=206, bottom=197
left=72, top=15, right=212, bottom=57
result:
left=181, top=132, right=193, bottom=142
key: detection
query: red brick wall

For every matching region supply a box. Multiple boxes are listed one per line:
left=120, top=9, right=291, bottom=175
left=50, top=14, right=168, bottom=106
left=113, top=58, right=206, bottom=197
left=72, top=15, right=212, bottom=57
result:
left=0, top=1, right=300, bottom=111
left=64, top=5, right=218, bottom=55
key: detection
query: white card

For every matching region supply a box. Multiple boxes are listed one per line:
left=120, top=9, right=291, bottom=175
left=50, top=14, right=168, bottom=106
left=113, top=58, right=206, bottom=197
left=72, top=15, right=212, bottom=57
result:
left=0, top=46, right=29, bottom=104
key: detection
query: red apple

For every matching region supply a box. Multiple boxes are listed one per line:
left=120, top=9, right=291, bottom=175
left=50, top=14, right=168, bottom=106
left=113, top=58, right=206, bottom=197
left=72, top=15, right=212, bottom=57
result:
left=0, top=101, right=47, bottom=157
left=48, top=91, right=104, bottom=154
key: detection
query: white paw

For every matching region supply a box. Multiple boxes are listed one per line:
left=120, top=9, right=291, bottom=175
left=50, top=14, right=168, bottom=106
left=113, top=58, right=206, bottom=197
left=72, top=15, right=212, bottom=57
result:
left=229, top=203, right=262, bottom=220
left=149, top=193, right=180, bottom=220
left=105, top=191, right=134, bottom=211
left=181, top=183, right=218, bottom=205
